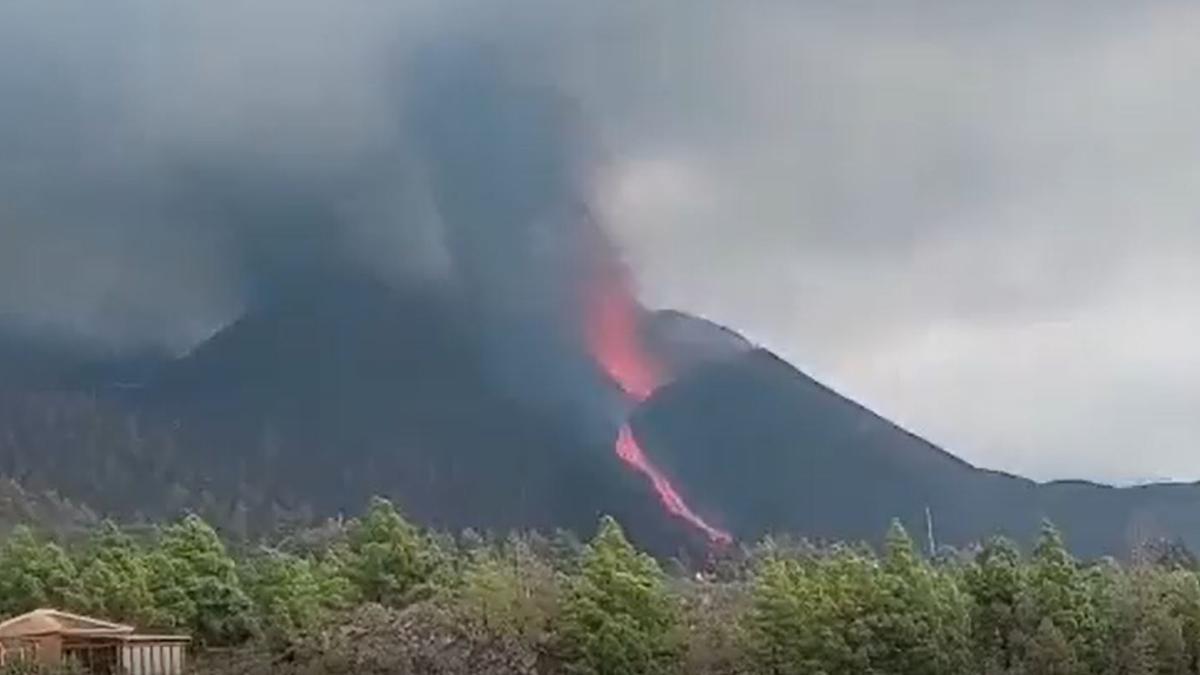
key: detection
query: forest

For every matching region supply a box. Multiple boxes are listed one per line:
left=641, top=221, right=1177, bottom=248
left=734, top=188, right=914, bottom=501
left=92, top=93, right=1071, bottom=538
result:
left=1, top=497, right=1199, bottom=675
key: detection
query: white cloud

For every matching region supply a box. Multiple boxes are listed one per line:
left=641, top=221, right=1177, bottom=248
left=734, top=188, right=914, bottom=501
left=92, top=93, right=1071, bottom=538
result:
left=588, top=2, right=1200, bottom=482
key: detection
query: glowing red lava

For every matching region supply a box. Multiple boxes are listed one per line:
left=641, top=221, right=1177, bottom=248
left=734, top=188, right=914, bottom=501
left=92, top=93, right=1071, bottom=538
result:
left=585, top=276, right=662, bottom=403
left=616, top=424, right=732, bottom=545
left=586, top=268, right=732, bottom=546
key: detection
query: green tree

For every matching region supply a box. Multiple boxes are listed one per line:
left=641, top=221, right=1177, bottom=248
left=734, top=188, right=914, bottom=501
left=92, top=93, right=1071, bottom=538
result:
left=1106, top=567, right=1190, bottom=675
left=76, top=521, right=156, bottom=625
left=1026, top=617, right=1078, bottom=675
left=744, top=545, right=874, bottom=675
left=678, top=581, right=749, bottom=675
left=868, top=521, right=972, bottom=675
left=965, top=536, right=1027, bottom=671
left=312, top=547, right=355, bottom=612
left=0, top=526, right=83, bottom=615
left=240, top=548, right=329, bottom=644
left=1021, top=521, right=1102, bottom=674
left=148, top=514, right=254, bottom=645
left=340, top=497, right=445, bottom=606
left=455, top=534, right=560, bottom=645
left=746, top=523, right=971, bottom=675
left=557, top=516, right=680, bottom=675
left=547, top=528, right=585, bottom=575
left=1159, top=571, right=1200, bottom=673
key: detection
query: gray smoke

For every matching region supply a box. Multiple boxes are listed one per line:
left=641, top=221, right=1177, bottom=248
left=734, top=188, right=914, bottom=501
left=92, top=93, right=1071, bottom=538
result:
left=4, top=0, right=1200, bottom=482
left=0, top=1, right=635, bottom=435
left=0, top=1, right=620, bottom=354
left=0, top=2, right=421, bottom=350
left=405, top=41, right=628, bottom=436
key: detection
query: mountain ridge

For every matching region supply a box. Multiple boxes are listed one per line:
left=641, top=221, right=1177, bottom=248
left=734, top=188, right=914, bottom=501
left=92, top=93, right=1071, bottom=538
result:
left=0, top=281, right=1198, bottom=558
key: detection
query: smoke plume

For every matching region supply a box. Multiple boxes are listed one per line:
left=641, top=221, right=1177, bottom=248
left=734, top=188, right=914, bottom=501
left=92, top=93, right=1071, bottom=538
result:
left=0, top=1, right=728, bottom=536
left=9, top=0, right=1195, bottom=485
left=0, top=3, right=639, bottom=368
left=404, top=44, right=729, bottom=541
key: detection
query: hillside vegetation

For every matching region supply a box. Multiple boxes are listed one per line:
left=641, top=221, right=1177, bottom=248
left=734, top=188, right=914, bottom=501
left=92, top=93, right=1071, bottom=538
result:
left=0, top=498, right=1199, bottom=674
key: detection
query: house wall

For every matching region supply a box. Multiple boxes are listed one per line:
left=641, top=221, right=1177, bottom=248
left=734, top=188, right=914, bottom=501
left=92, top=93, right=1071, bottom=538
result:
left=63, top=640, right=121, bottom=673
left=0, top=638, right=38, bottom=665
left=121, top=642, right=187, bottom=675
left=35, top=634, right=61, bottom=666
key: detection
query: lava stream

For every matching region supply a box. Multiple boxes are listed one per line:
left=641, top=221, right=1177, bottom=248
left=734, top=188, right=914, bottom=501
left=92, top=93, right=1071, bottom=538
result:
left=586, top=267, right=732, bottom=546
left=616, top=424, right=732, bottom=545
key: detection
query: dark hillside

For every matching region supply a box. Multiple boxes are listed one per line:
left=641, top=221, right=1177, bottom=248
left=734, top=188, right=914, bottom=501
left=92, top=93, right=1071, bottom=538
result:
left=1, top=281, right=1199, bottom=557
left=636, top=347, right=1200, bottom=558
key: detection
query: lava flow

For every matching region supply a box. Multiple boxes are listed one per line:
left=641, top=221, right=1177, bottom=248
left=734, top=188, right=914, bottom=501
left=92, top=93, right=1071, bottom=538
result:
left=585, top=267, right=732, bottom=546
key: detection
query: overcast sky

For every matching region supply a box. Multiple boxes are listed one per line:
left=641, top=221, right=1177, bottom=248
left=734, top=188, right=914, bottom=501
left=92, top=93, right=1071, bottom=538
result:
left=2, top=1, right=1198, bottom=484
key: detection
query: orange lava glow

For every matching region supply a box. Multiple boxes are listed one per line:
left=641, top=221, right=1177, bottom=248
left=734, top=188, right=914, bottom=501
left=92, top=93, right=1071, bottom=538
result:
left=586, top=267, right=731, bottom=545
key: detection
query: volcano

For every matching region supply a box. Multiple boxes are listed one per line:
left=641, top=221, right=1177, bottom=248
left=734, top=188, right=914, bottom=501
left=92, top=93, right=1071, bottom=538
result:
left=2, top=274, right=1200, bottom=558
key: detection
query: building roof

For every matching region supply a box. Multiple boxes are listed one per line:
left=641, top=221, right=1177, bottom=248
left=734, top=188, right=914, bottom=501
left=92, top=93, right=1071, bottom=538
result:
left=0, top=609, right=134, bottom=639
left=0, top=608, right=190, bottom=644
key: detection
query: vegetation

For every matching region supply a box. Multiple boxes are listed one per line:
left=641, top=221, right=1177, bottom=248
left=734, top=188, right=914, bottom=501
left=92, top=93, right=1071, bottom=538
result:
left=2, top=500, right=1200, bottom=674
left=557, top=516, right=680, bottom=675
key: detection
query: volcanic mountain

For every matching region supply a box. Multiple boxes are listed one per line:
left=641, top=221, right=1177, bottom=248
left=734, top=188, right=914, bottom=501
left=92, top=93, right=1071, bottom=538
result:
left=2, top=275, right=1200, bottom=558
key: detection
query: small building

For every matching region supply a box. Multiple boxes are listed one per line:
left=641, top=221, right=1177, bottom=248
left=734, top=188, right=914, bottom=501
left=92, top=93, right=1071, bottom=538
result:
left=0, top=608, right=190, bottom=675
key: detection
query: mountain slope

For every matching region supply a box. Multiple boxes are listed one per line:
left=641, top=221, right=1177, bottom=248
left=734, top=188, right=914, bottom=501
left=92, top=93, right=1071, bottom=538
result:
left=2, top=281, right=1199, bottom=558
left=128, top=275, right=670, bottom=540
left=635, top=348, right=1200, bottom=558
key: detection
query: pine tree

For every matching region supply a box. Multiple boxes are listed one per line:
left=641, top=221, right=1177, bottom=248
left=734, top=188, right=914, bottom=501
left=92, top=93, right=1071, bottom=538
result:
left=869, top=520, right=972, bottom=675
left=557, top=516, right=680, bottom=675
left=340, top=496, right=444, bottom=606
left=0, top=526, right=83, bottom=615
left=1022, top=521, right=1101, bottom=674
left=77, top=520, right=156, bottom=626
left=1106, top=567, right=1190, bottom=675
left=745, top=546, right=875, bottom=675
left=1026, top=618, right=1079, bottom=675
left=240, top=548, right=329, bottom=644
left=456, top=534, right=560, bottom=644
left=1160, top=571, right=1200, bottom=673
left=148, top=514, right=255, bottom=645
left=965, top=536, right=1026, bottom=671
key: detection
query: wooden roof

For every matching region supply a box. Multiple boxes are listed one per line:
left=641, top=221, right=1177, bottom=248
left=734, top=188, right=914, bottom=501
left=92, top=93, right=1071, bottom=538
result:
left=0, top=609, right=133, bottom=639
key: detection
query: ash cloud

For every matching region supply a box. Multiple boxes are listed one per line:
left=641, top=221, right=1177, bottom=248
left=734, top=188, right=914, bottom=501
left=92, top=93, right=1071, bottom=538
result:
left=0, top=1, right=436, bottom=349
left=0, top=1, right=617, bottom=353
left=0, top=0, right=634, bottom=436
left=3, top=0, right=1200, bottom=482
left=405, top=41, right=624, bottom=436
